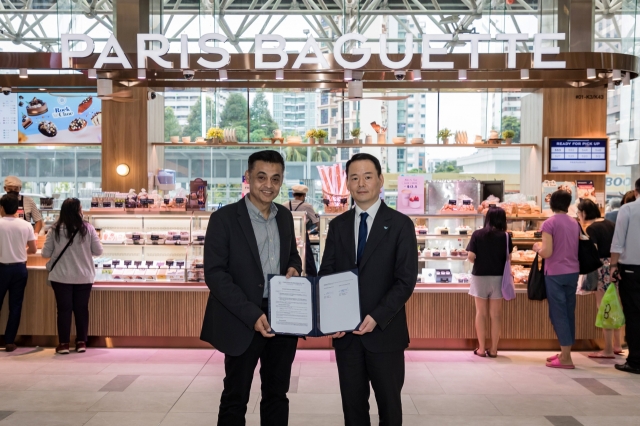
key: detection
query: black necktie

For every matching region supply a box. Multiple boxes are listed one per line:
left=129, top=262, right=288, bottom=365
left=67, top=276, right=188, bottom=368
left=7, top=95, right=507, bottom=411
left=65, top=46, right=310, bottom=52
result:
left=357, top=212, right=369, bottom=265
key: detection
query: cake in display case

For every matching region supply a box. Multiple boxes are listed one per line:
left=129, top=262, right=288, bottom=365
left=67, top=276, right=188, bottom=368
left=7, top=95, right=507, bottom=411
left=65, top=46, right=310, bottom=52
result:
left=85, top=210, right=308, bottom=286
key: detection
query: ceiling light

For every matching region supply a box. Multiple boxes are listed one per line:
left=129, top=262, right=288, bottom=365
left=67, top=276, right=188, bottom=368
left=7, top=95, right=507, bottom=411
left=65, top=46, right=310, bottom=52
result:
left=219, top=69, right=228, bottom=81
left=19, top=68, right=27, bottom=78
left=608, top=81, right=615, bottom=92
left=344, top=69, right=352, bottom=81
left=276, top=69, right=284, bottom=80
left=38, top=88, right=46, bottom=91
left=586, top=68, right=596, bottom=79
left=88, top=69, right=97, bottom=79
left=521, top=69, right=529, bottom=79
left=116, top=164, right=130, bottom=177
left=613, top=69, right=622, bottom=81
left=458, top=69, right=467, bottom=80
left=137, top=69, right=146, bottom=80
left=413, top=70, right=422, bottom=81
left=623, top=72, right=631, bottom=86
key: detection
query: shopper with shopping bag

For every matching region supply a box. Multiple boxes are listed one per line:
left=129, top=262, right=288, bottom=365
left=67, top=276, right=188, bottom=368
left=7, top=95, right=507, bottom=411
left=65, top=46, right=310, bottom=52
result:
left=610, top=177, right=640, bottom=374
left=533, top=190, right=580, bottom=369
left=576, top=199, right=623, bottom=359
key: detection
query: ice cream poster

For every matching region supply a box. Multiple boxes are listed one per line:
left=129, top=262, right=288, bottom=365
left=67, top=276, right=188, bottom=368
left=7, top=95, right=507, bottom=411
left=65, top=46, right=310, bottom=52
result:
left=397, top=176, right=425, bottom=214
left=16, top=93, right=101, bottom=143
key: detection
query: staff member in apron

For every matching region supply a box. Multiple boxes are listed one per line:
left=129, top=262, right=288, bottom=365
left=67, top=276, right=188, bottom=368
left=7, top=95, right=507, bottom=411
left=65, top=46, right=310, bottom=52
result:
left=4, top=176, right=43, bottom=235
left=284, top=184, right=319, bottom=276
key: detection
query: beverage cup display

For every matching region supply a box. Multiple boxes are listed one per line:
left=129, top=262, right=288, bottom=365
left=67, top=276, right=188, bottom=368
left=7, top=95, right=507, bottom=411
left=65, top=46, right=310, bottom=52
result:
left=401, top=189, right=411, bottom=207
left=273, top=129, right=282, bottom=138
left=170, top=136, right=179, bottom=143
left=182, top=136, right=191, bottom=143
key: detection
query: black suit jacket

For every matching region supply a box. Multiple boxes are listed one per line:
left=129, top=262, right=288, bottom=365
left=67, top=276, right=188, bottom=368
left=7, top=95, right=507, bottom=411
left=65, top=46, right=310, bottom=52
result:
left=318, top=202, right=418, bottom=353
left=200, top=199, right=303, bottom=356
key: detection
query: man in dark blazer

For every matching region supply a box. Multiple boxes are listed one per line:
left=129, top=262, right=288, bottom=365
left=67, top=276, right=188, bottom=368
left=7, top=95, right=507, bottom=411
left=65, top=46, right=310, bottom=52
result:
left=319, top=153, right=418, bottom=426
left=201, top=150, right=303, bottom=426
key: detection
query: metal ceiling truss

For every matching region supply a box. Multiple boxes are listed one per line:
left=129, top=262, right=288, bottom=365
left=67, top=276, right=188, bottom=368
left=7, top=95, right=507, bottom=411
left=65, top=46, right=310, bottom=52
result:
left=0, top=0, right=628, bottom=53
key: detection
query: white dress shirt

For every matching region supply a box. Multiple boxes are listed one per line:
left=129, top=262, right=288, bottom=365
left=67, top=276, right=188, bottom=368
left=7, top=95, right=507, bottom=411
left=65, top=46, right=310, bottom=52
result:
left=611, top=197, right=640, bottom=265
left=354, top=198, right=382, bottom=257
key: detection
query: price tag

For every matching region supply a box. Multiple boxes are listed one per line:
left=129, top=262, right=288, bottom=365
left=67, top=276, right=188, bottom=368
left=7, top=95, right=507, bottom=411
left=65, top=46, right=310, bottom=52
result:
left=448, top=200, right=457, bottom=205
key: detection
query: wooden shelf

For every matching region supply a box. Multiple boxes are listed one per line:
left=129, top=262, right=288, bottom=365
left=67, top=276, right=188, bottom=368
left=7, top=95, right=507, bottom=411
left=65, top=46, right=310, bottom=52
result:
left=153, top=142, right=538, bottom=149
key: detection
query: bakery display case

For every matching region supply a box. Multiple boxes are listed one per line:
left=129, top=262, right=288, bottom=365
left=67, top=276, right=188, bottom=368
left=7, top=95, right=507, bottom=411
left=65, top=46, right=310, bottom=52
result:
left=84, top=210, right=308, bottom=287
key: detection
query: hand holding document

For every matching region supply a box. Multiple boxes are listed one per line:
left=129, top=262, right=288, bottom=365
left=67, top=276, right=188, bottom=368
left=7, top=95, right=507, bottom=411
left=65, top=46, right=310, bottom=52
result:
left=268, top=271, right=360, bottom=337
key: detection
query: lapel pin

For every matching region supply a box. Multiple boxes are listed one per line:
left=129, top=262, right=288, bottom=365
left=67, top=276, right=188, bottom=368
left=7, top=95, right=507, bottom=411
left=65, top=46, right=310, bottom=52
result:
left=384, top=226, right=388, bottom=230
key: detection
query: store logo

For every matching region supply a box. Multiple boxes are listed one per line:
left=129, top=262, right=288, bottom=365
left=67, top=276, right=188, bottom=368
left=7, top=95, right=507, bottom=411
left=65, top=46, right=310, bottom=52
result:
left=57, top=96, right=67, bottom=105
left=61, top=32, right=567, bottom=71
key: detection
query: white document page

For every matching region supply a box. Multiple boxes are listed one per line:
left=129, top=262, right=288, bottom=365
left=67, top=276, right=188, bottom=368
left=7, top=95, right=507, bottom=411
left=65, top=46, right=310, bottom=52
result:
left=318, top=271, right=361, bottom=335
left=269, top=276, right=313, bottom=335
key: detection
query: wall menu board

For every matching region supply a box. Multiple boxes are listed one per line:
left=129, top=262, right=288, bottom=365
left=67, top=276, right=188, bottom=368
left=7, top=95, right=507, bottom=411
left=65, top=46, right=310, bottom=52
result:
left=14, top=93, right=101, bottom=144
left=547, top=138, right=608, bottom=174
left=0, top=93, right=18, bottom=143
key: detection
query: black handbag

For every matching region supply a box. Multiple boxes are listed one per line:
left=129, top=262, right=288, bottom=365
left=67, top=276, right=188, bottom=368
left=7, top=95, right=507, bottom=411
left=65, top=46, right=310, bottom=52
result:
left=578, top=228, right=603, bottom=275
left=527, top=254, right=547, bottom=300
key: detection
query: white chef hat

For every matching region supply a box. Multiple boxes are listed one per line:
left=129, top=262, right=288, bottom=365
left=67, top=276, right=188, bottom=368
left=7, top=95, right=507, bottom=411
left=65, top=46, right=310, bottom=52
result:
left=4, top=176, right=22, bottom=188
left=292, top=184, right=309, bottom=195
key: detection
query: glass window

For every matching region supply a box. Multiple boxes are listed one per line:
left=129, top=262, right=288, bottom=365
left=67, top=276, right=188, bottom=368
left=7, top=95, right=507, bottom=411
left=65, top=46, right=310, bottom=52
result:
left=321, top=109, right=329, bottom=125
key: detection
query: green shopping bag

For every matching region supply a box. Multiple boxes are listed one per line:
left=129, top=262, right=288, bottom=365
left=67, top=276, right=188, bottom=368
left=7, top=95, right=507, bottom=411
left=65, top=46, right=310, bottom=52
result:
left=595, top=284, right=625, bottom=329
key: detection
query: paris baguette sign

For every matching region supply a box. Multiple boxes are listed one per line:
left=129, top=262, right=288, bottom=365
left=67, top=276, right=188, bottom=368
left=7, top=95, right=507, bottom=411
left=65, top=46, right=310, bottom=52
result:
left=61, top=32, right=567, bottom=71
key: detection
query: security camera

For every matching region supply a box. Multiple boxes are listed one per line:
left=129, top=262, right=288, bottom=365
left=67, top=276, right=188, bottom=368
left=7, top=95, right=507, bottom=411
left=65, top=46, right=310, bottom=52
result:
left=2, top=87, right=11, bottom=95
left=394, top=70, right=406, bottom=81
left=147, top=91, right=157, bottom=100
left=183, top=70, right=195, bottom=81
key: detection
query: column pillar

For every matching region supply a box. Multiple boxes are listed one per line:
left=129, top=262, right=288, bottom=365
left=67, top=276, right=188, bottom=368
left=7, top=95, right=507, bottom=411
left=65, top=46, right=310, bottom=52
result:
left=556, top=0, right=594, bottom=52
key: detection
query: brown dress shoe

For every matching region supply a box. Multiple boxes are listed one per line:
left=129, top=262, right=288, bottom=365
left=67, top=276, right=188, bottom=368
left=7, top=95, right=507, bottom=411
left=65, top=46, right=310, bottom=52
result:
left=5, top=344, right=17, bottom=352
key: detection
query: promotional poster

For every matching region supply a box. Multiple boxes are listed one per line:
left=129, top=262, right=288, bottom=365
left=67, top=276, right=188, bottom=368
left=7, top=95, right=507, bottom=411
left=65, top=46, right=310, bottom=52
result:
left=16, top=93, right=101, bottom=143
left=397, top=175, right=425, bottom=214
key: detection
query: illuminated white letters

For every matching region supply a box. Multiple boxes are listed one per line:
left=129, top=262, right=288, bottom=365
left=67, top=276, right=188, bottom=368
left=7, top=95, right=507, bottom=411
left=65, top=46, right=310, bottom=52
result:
left=61, top=34, right=95, bottom=68
left=137, top=34, right=173, bottom=68
left=293, top=36, right=330, bottom=69
left=94, top=34, right=132, bottom=69
left=533, top=33, right=566, bottom=69
left=333, top=33, right=371, bottom=69
left=197, top=33, right=231, bottom=69
left=255, top=35, right=288, bottom=69
left=422, top=35, right=454, bottom=69
left=495, top=33, right=529, bottom=68
left=379, top=34, right=413, bottom=69
left=459, top=34, right=491, bottom=69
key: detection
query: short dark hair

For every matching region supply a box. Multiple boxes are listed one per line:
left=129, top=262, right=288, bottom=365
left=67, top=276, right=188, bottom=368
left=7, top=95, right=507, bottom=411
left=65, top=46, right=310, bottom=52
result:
left=577, top=199, right=601, bottom=220
left=550, top=190, right=572, bottom=213
left=636, top=177, right=640, bottom=193
left=0, top=193, right=19, bottom=215
left=484, top=206, right=507, bottom=231
left=622, top=190, right=636, bottom=206
left=345, top=153, right=382, bottom=176
left=248, top=150, right=285, bottom=172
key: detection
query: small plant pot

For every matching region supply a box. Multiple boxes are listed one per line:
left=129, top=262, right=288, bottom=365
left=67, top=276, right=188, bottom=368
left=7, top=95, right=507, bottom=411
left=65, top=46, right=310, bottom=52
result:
left=505, top=138, right=513, bottom=145
left=353, top=137, right=360, bottom=144
left=308, top=137, right=316, bottom=145
left=442, top=138, right=449, bottom=144
left=318, top=138, right=325, bottom=144
left=377, top=134, right=386, bottom=144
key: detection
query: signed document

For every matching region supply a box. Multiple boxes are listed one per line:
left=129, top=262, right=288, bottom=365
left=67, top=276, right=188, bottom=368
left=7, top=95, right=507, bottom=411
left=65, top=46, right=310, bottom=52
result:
left=268, top=271, right=360, bottom=337
left=269, top=276, right=314, bottom=336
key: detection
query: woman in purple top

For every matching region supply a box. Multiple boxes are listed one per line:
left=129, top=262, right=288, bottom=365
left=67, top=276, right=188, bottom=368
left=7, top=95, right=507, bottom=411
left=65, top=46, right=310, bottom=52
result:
left=533, top=190, right=581, bottom=369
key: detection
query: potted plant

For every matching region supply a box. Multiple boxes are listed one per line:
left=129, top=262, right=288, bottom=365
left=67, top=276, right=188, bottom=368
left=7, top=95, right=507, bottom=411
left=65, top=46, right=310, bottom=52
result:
left=306, top=129, right=317, bottom=144
left=350, top=128, right=361, bottom=144
left=316, top=129, right=328, bottom=144
left=206, top=127, right=224, bottom=144
left=502, top=129, right=515, bottom=144
left=437, top=128, right=453, bottom=144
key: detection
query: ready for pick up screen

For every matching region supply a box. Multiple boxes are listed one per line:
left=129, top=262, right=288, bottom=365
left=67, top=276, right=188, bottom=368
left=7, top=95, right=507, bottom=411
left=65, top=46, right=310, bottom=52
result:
left=549, top=139, right=607, bottom=173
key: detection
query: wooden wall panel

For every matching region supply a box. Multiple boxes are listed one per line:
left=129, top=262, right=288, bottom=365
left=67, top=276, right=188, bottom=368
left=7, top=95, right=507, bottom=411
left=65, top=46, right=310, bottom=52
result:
left=102, top=87, right=149, bottom=192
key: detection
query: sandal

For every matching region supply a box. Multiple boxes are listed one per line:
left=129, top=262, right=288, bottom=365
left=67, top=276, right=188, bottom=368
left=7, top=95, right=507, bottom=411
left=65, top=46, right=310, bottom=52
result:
left=588, top=352, right=615, bottom=359
left=473, top=348, right=486, bottom=357
left=486, top=350, right=498, bottom=358
left=546, top=358, right=575, bottom=369
left=547, top=354, right=560, bottom=362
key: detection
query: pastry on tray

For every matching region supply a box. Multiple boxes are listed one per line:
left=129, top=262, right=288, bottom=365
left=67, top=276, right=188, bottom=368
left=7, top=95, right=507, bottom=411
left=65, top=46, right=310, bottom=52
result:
left=78, top=96, right=93, bottom=114
left=69, top=118, right=87, bottom=132
left=91, top=111, right=102, bottom=126
left=21, top=114, right=32, bottom=129
left=38, top=121, right=57, bottom=137
left=27, top=97, right=47, bottom=116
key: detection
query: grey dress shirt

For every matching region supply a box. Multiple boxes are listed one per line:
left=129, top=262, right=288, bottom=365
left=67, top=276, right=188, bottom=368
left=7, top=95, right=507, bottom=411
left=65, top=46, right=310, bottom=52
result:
left=245, top=196, right=281, bottom=297
left=611, top=198, right=640, bottom=266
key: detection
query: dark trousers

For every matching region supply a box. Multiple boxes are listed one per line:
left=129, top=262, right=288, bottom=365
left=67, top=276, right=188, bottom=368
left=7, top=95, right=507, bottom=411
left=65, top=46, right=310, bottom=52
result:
left=0, top=263, right=28, bottom=345
left=218, top=300, right=298, bottom=426
left=304, top=232, right=317, bottom=277
left=335, top=336, right=405, bottom=426
left=50, top=282, right=93, bottom=344
left=618, top=264, right=640, bottom=368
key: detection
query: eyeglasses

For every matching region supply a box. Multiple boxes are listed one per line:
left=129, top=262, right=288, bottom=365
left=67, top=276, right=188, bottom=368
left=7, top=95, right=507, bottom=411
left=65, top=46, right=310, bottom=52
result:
left=604, top=304, right=611, bottom=320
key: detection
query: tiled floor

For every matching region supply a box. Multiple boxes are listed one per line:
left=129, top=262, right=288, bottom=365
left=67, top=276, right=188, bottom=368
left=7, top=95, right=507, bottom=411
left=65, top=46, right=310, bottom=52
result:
left=0, top=347, right=639, bottom=425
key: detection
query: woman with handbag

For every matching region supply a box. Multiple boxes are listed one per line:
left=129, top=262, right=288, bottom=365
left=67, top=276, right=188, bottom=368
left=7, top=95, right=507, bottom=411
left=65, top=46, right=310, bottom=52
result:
left=466, top=207, right=513, bottom=358
left=42, top=198, right=103, bottom=354
left=577, top=199, right=622, bottom=359
left=533, top=190, right=581, bottom=369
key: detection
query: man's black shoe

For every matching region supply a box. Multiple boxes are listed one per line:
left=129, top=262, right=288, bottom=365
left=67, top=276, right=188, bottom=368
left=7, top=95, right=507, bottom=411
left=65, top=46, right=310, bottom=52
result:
left=614, top=363, right=640, bottom=374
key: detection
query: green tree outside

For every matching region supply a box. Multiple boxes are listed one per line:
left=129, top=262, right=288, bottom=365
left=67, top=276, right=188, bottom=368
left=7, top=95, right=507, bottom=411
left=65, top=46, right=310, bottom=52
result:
left=220, top=93, right=249, bottom=142
left=182, top=97, right=215, bottom=141
left=434, top=160, right=463, bottom=173
left=164, top=107, right=182, bottom=142
left=501, top=115, right=521, bottom=143
left=249, top=93, right=278, bottom=141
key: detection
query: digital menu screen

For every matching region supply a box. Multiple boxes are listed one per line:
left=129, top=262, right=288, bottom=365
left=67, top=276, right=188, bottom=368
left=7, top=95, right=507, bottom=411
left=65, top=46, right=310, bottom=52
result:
left=548, top=138, right=608, bottom=173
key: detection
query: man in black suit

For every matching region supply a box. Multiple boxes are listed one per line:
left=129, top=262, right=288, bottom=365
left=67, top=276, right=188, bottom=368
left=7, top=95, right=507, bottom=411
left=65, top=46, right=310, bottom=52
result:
left=319, top=153, right=418, bottom=426
left=201, top=150, right=303, bottom=426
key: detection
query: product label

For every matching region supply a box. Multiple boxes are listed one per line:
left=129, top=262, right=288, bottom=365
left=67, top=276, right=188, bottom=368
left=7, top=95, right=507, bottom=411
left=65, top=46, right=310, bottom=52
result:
left=102, top=202, right=111, bottom=208
left=123, top=260, right=132, bottom=266
left=91, top=201, right=99, bottom=208
left=175, top=198, right=184, bottom=204
left=449, top=200, right=457, bottom=205
left=115, top=201, right=124, bottom=208
left=463, top=199, right=471, bottom=205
